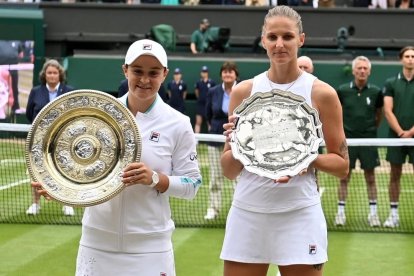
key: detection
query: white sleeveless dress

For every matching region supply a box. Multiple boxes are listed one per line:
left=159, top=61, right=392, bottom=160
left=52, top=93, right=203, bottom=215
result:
left=220, top=71, right=328, bottom=265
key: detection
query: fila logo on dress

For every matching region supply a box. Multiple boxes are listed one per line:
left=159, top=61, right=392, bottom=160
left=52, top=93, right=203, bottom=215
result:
left=150, top=131, right=160, bottom=142
left=309, top=244, right=317, bottom=255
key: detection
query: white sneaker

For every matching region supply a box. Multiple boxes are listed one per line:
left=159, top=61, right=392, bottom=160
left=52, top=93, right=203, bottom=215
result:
left=26, top=203, right=40, bottom=215
left=62, top=206, right=75, bottom=216
left=204, top=208, right=218, bottom=220
left=368, top=214, right=381, bottom=227
left=334, top=213, right=346, bottom=226
left=383, top=214, right=399, bottom=228
left=14, top=108, right=26, bottom=114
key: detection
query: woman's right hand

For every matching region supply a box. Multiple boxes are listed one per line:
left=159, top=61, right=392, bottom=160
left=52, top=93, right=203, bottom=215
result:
left=31, top=182, right=53, bottom=200
left=223, top=114, right=238, bottom=142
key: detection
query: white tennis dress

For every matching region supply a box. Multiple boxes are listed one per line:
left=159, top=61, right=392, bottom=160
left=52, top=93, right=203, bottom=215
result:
left=220, top=71, right=328, bottom=265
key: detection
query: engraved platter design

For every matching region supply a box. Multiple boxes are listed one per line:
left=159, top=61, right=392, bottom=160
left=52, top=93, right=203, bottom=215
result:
left=230, top=89, right=323, bottom=179
left=25, top=89, right=141, bottom=207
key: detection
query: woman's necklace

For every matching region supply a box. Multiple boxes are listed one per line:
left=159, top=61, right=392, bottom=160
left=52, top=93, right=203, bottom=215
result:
left=266, top=70, right=303, bottom=91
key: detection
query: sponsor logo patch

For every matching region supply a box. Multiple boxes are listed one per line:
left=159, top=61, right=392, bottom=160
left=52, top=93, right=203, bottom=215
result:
left=150, top=131, right=160, bottom=142
left=143, top=44, right=152, bottom=50
left=309, top=244, right=317, bottom=255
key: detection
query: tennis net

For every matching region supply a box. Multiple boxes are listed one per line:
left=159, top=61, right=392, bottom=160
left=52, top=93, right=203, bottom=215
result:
left=1, top=123, right=414, bottom=233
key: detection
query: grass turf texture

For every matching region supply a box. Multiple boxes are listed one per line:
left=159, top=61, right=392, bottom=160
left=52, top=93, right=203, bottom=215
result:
left=1, top=224, right=413, bottom=276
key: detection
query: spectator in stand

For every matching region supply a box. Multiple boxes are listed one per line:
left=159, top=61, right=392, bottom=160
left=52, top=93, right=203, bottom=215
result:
left=204, top=61, right=238, bottom=220
left=335, top=56, right=383, bottom=227
left=382, top=46, right=414, bottom=228
left=25, top=59, right=75, bottom=216
left=369, top=0, right=388, bottom=8
left=198, top=0, right=221, bottom=3
left=318, top=0, right=334, bottom=7
left=161, top=0, right=179, bottom=5
left=167, top=68, right=187, bottom=114
left=300, top=0, right=317, bottom=6
left=194, top=65, right=216, bottom=134
left=127, top=0, right=162, bottom=3
left=181, top=0, right=200, bottom=4
left=190, top=18, right=210, bottom=54
left=353, top=0, right=370, bottom=7
left=395, top=0, right=414, bottom=8
left=245, top=0, right=267, bottom=5
left=287, top=0, right=315, bottom=6
left=223, top=0, right=245, bottom=3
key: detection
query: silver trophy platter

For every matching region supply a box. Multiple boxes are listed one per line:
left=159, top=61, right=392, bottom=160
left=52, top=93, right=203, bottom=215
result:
left=25, top=89, right=141, bottom=207
left=230, top=89, right=323, bottom=179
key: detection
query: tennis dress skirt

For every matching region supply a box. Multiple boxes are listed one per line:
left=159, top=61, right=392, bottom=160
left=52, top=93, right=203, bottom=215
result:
left=76, top=245, right=176, bottom=276
left=220, top=203, right=328, bottom=265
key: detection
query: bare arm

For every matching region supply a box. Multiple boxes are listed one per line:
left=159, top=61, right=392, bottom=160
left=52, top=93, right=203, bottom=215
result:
left=312, top=80, right=349, bottom=179
left=383, top=96, right=406, bottom=137
left=221, top=80, right=252, bottom=180
left=190, top=43, right=197, bottom=54
left=375, top=107, right=383, bottom=128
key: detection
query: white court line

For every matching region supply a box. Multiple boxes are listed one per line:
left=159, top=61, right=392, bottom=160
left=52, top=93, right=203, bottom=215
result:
left=0, top=178, right=29, bottom=191
left=0, top=63, right=34, bottom=71
left=0, top=159, right=26, bottom=165
left=319, top=187, right=325, bottom=197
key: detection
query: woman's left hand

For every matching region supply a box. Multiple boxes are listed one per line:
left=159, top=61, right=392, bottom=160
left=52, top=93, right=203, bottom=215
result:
left=274, top=176, right=291, bottom=183
left=274, top=169, right=307, bottom=184
left=122, top=162, right=153, bottom=186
